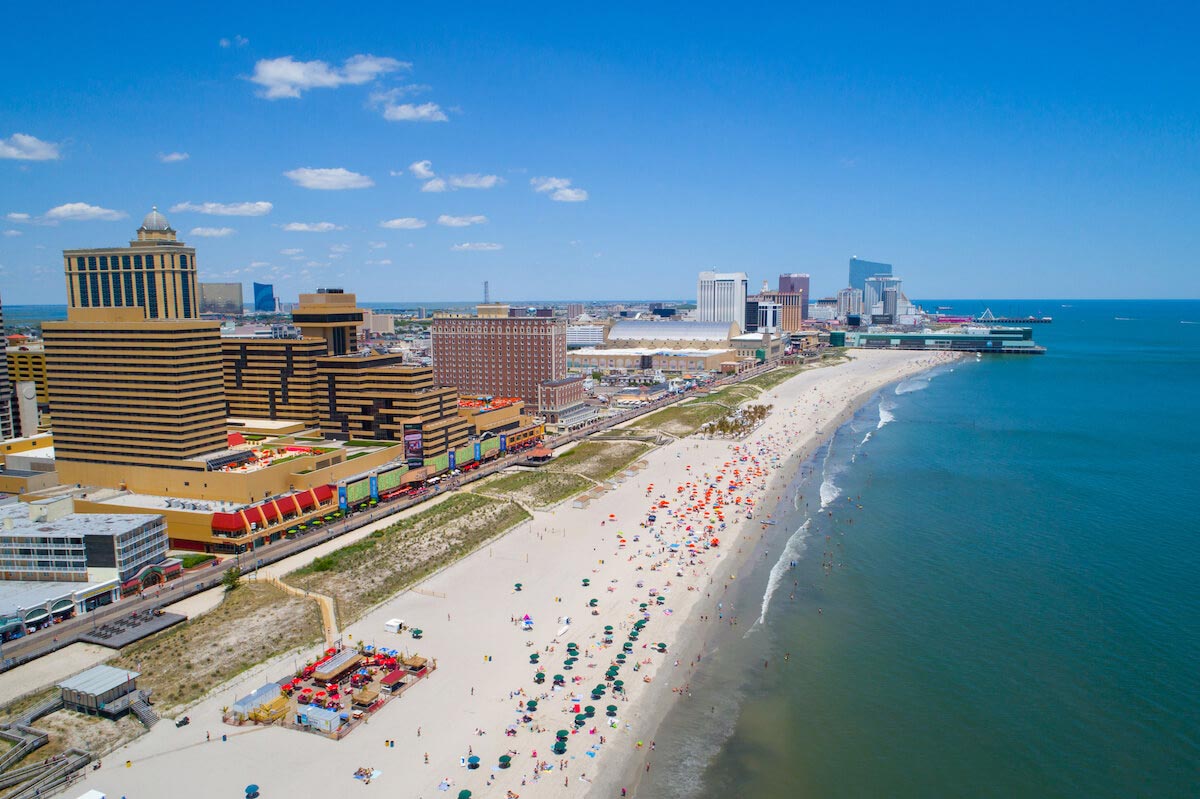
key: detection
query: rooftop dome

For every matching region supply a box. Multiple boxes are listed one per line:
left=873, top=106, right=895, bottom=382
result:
left=140, top=206, right=171, bottom=231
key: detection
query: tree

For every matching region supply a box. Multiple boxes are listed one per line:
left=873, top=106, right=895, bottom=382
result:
left=222, top=566, right=242, bottom=592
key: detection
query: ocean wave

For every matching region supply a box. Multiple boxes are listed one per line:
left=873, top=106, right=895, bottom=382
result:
left=895, top=376, right=931, bottom=395
left=860, top=431, right=872, bottom=446
left=877, top=399, right=896, bottom=429
left=754, top=519, right=811, bottom=627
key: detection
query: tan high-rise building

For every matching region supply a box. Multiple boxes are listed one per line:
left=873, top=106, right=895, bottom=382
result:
left=63, top=208, right=199, bottom=321
left=221, top=337, right=327, bottom=425
left=0, top=295, right=13, bottom=440
left=431, top=305, right=568, bottom=410
left=45, top=307, right=227, bottom=475
left=47, top=208, right=227, bottom=480
left=316, top=355, right=470, bottom=456
left=759, top=291, right=804, bottom=332
left=6, top=343, right=49, bottom=432
left=293, top=289, right=363, bottom=356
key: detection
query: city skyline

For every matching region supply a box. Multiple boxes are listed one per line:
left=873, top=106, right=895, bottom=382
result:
left=2, top=4, right=1198, bottom=303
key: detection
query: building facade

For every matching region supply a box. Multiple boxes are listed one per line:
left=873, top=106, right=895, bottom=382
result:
left=849, top=257, right=892, bottom=295
left=536, top=376, right=596, bottom=431
left=697, top=271, right=749, bottom=331
left=864, top=276, right=903, bottom=316
left=777, top=273, right=810, bottom=320
left=199, top=282, right=244, bottom=315
left=0, top=295, right=12, bottom=440
left=293, top=289, right=362, bottom=357
left=253, top=282, right=276, bottom=313
left=221, top=336, right=327, bottom=425
left=63, top=208, right=199, bottom=321
left=431, top=307, right=567, bottom=410
left=316, top=356, right=471, bottom=455
left=837, top=287, right=864, bottom=318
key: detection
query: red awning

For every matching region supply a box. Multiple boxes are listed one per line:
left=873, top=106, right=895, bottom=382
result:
left=297, top=492, right=316, bottom=510
left=260, top=503, right=279, bottom=521
left=212, top=512, right=247, bottom=533
left=278, top=495, right=301, bottom=515
left=312, top=485, right=334, bottom=502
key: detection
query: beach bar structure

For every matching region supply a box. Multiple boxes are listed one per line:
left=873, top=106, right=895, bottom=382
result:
left=312, top=649, right=362, bottom=683
left=58, top=664, right=141, bottom=718
left=231, top=683, right=284, bottom=722
left=297, top=705, right=343, bottom=734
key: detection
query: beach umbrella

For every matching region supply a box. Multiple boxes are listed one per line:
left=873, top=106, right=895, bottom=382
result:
left=604, top=625, right=614, bottom=632
left=526, top=700, right=538, bottom=711
left=553, top=674, right=565, bottom=684
left=623, top=643, right=633, bottom=652
left=246, top=786, right=260, bottom=799
left=582, top=579, right=591, bottom=587
left=584, top=705, right=595, bottom=717
left=556, top=729, right=569, bottom=740
left=552, top=741, right=567, bottom=754
left=529, top=654, right=540, bottom=664
left=575, top=714, right=587, bottom=727
left=606, top=704, right=618, bottom=716
left=515, top=583, right=523, bottom=591
left=567, top=642, right=578, bottom=650
left=588, top=599, right=598, bottom=607
left=499, top=755, right=512, bottom=768
left=534, top=672, right=545, bottom=683
left=593, top=684, right=606, bottom=694
left=467, top=756, right=480, bottom=769
left=613, top=680, right=625, bottom=692
left=459, top=791, right=472, bottom=799
left=615, top=654, right=626, bottom=663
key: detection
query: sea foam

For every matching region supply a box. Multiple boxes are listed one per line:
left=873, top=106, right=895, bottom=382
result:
left=754, top=518, right=811, bottom=628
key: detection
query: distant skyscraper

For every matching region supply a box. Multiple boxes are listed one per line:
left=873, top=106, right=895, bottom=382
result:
left=697, top=271, right=749, bottom=332
left=864, top=276, right=903, bottom=316
left=849, top=257, right=892, bottom=295
left=778, top=273, right=810, bottom=319
left=253, top=282, right=276, bottom=313
left=199, top=282, right=244, bottom=315
left=0, top=294, right=13, bottom=440
left=837, top=287, right=864, bottom=318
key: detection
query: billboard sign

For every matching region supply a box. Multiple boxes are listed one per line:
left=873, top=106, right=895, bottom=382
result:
left=448, top=450, right=456, bottom=471
left=403, top=424, right=424, bottom=467
left=337, top=483, right=348, bottom=512
left=369, top=475, right=379, bottom=500
left=499, top=434, right=508, bottom=453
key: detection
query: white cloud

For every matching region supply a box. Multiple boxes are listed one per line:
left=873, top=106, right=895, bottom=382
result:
left=158, top=152, right=189, bottom=163
left=189, top=226, right=235, bottom=237
left=44, top=202, right=127, bottom=222
left=284, top=167, right=373, bottom=190
left=367, top=241, right=386, bottom=249
left=451, top=242, right=503, bottom=251
left=409, top=160, right=435, bottom=179
left=379, top=217, right=427, bottom=230
left=2, top=230, right=20, bottom=237
left=438, top=214, right=488, bottom=227
left=421, top=178, right=447, bottom=193
left=280, top=248, right=303, bottom=255
left=250, top=54, right=407, bottom=99
left=378, top=101, right=448, bottom=122
left=450, top=174, right=503, bottom=189
left=0, top=133, right=60, bottom=161
left=330, top=243, right=351, bottom=253
left=552, top=187, right=588, bottom=202
left=170, top=201, right=273, bottom=216
left=282, top=222, right=343, bottom=232
left=5, top=213, right=31, bottom=223
left=366, top=258, right=392, bottom=266
left=220, top=35, right=249, bottom=48
left=531, top=176, right=588, bottom=201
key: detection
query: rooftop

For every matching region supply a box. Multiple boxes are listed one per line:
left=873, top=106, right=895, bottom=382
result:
left=58, top=664, right=140, bottom=696
left=571, top=346, right=733, bottom=357
left=608, top=320, right=735, bottom=343
left=0, top=502, right=162, bottom=539
left=0, top=577, right=120, bottom=615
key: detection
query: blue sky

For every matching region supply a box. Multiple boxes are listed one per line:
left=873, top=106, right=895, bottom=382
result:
left=2, top=2, right=1197, bottom=304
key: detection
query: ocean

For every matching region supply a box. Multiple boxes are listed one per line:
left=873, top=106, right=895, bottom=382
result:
left=638, top=300, right=1200, bottom=798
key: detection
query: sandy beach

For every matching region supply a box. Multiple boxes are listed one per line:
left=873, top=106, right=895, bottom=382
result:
left=72, top=350, right=953, bottom=799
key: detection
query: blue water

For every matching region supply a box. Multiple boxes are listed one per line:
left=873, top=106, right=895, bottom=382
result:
left=639, top=300, right=1200, bottom=798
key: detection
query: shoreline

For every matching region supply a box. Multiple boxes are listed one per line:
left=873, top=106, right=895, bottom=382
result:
left=75, top=350, right=957, bottom=799
left=588, top=355, right=957, bottom=799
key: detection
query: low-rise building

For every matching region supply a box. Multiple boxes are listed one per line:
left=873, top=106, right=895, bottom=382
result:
left=536, top=376, right=597, bottom=432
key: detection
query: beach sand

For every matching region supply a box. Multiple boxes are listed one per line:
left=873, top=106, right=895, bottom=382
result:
left=75, top=350, right=952, bottom=799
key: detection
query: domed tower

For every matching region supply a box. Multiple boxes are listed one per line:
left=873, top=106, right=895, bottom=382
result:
left=62, top=204, right=199, bottom=320
left=134, top=206, right=179, bottom=244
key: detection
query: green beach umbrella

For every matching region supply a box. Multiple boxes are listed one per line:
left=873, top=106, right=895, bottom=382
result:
left=552, top=741, right=567, bottom=754
left=526, top=700, right=538, bottom=711
left=499, top=755, right=511, bottom=768
left=613, top=680, right=625, bottom=691
left=556, top=729, right=569, bottom=740
left=589, top=598, right=598, bottom=607
left=459, top=791, right=472, bottom=799
left=606, top=704, right=618, bottom=715
left=535, top=672, right=545, bottom=682
left=584, top=705, right=595, bottom=717
left=515, top=583, right=523, bottom=591
left=553, top=674, right=564, bottom=683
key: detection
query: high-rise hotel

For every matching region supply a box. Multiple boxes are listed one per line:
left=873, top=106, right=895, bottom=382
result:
left=45, top=209, right=227, bottom=481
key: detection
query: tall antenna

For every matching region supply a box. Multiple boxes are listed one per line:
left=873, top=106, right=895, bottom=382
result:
left=483, top=280, right=490, bottom=304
